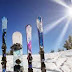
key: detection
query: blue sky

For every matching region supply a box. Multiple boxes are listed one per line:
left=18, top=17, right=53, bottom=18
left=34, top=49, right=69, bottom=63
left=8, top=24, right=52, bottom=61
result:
left=0, top=0, right=72, bottom=55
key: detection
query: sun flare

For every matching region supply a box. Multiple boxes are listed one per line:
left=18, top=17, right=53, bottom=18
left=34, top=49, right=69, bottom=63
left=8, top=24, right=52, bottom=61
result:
left=67, top=7, right=72, bottom=18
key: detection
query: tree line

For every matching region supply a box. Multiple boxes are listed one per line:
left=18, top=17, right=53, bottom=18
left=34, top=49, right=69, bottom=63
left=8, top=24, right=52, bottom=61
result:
left=6, top=35, right=72, bottom=55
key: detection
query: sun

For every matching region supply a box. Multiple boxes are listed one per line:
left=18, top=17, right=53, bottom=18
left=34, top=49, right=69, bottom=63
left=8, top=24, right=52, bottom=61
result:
left=67, top=7, right=72, bottom=18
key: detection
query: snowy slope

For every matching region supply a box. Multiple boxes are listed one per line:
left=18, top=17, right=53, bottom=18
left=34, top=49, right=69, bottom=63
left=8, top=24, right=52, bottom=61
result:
left=0, top=50, right=72, bottom=72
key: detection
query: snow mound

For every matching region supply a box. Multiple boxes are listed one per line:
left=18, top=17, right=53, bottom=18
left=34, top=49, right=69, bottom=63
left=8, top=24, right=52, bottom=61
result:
left=0, top=50, right=72, bottom=72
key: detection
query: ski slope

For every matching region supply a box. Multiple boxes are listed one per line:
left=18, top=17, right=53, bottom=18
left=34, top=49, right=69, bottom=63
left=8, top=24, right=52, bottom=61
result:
left=0, top=50, right=72, bottom=72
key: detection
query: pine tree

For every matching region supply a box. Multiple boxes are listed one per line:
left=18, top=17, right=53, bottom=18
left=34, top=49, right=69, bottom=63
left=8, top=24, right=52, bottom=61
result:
left=64, top=35, right=72, bottom=50
left=50, top=50, right=54, bottom=53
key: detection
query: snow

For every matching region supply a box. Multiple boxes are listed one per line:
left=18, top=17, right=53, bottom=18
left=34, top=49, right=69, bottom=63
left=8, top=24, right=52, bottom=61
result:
left=0, top=50, right=72, bottom=72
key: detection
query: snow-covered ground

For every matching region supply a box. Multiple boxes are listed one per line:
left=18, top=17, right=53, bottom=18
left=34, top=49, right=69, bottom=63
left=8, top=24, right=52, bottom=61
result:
left=0, top=50, right=72, bottom=72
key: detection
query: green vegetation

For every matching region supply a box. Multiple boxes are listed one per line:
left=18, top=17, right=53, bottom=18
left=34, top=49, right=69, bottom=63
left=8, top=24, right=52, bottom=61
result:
left=64, top=35, right=72, bottom=50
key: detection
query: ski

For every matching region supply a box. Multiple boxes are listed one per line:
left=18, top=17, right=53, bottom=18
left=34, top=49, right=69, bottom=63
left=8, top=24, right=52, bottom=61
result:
left=36, top=17, right=46, bottom=72
left=11, top=32, right=24, bottom=72
left=1, top=17, right=7, bottom=72
left=26, top=25, right=33, bottom=72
